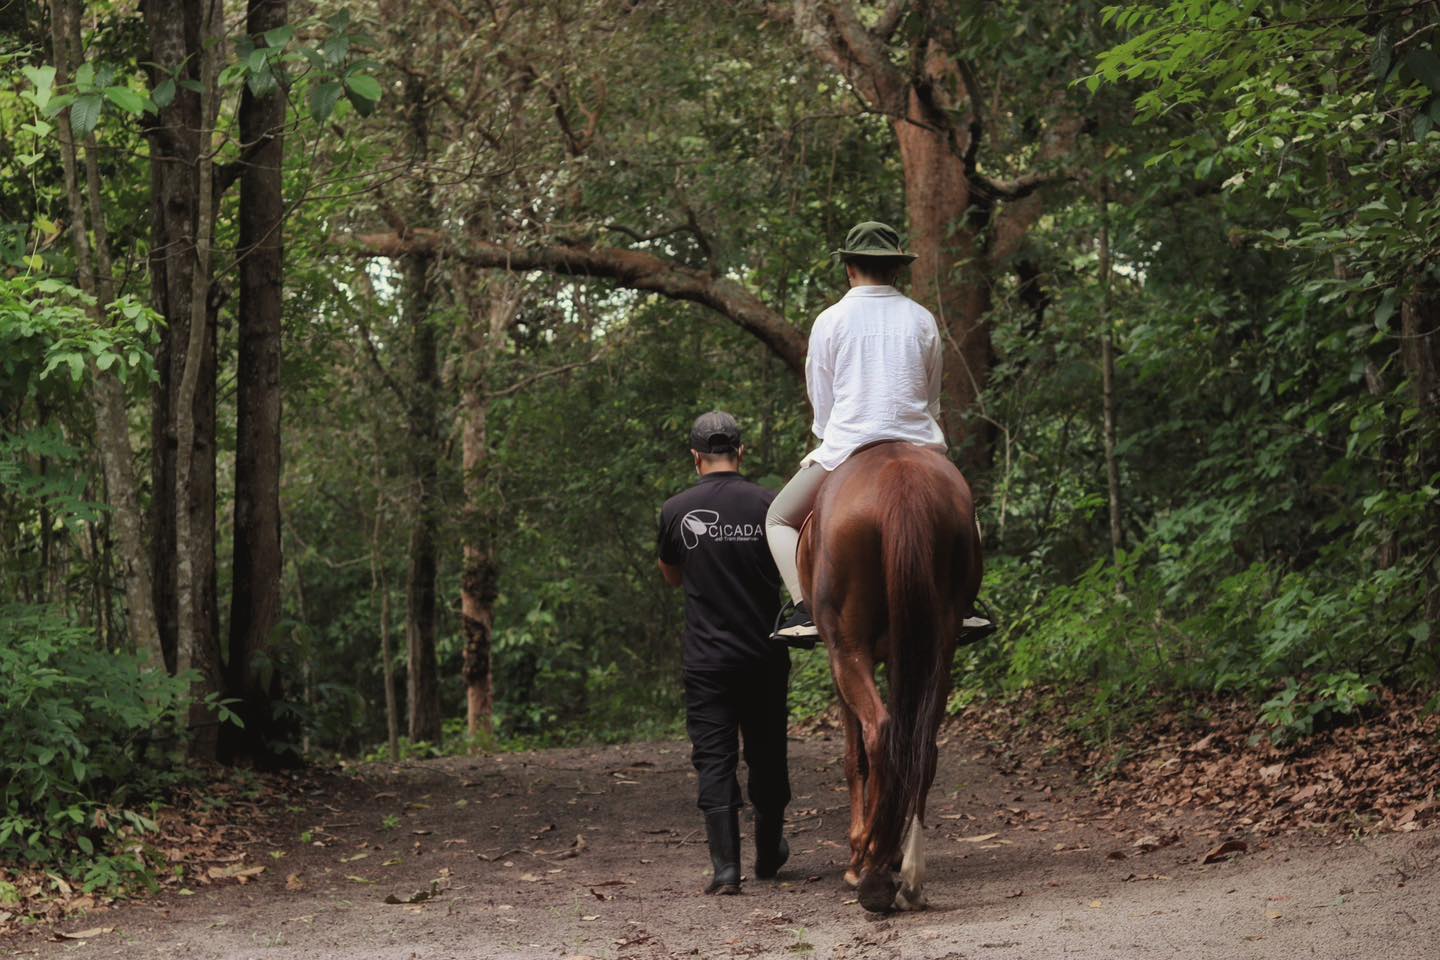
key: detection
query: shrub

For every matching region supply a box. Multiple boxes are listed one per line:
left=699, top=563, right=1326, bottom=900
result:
left=0, top=604, right=192, bottom=881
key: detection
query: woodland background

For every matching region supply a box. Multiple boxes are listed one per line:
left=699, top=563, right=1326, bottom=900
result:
left=1, top=0, right=1438, bottom=901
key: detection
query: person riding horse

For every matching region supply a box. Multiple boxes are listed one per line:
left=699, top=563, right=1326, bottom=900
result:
left=767, top=220, right=991, bottom=642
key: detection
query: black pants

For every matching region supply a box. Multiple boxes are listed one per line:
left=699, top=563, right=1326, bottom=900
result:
left=684, top=664, right=791, bottom=815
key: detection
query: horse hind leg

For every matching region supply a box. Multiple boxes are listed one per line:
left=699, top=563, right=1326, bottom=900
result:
left=839, top=702, right=867, bottom=889
left=831, top=664, right=895, bottom=912
left=893, top=814, right=927, bottom=910
left=894, top=737, right=940, bottom=910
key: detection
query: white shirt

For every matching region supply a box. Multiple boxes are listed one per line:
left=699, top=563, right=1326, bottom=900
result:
left=805, top=285, right=946, bottom=471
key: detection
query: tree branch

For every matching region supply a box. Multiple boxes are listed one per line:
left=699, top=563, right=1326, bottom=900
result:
left=333, top=229, right=808, bottom=375
left=873, top=0, right=908, bottom=42
left=791, top=0, right=907, bottom=114
left=987, top=115, right=1087, bottom=267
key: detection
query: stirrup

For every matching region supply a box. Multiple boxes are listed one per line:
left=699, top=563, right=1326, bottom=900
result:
left=771, top=602, right=819, bottom=649
left=958, top=599, right=997, bottom=645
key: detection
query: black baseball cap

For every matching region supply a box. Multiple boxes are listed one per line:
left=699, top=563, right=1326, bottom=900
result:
left=690, top=411, right=742, bottom=454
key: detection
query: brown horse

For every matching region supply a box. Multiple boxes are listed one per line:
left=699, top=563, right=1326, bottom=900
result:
left=797, top=442, right=981, bottom=912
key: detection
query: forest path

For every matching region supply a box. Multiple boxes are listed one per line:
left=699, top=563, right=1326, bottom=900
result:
left=9, top=733, right=1439, bottom=960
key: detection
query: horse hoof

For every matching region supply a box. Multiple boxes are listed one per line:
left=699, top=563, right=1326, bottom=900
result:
left=857, top=872, right=897, bottom=913
left=894, top=886, right=928, bottom=911
left=843, top=869, right=861, bottom=889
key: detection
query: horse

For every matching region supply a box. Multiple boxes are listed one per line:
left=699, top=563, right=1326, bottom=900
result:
left=796, top=441, right=981, bottom=912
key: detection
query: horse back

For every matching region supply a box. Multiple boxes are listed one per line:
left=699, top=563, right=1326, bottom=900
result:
left=801, top=443, right=981, bottom=627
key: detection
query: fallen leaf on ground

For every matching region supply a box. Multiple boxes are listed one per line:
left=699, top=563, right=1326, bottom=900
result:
left=1004, top=889, right=1023, bottom=899
left=1203, top=839, right=1248, bottom=864
left=207, top=864, right=265, bottom=881
left=957, top=832, right=999, bottom=843
left=286, top=873, right=304, bottom=892
left=53, top=927, right=113, bottom=940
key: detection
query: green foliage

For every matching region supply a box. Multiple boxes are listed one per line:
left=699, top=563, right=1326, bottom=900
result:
left=787, top=648, right=835, bottom=725
left=0, top=605, right=191, bottom=885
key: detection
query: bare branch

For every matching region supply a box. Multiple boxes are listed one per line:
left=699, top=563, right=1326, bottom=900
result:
left=333, top=229, right=807, bottom=375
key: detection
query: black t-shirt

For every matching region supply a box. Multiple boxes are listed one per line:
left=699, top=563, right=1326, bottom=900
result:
left=658, top=471, right=785, bottom=672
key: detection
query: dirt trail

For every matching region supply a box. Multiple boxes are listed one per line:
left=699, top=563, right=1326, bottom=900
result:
left=6, top=733, right=1438, bottom=960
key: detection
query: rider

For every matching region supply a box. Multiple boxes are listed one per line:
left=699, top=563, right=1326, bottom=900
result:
left=658, top=412, right=792, bottom=895
left=768, top=220, right=990, bottom=642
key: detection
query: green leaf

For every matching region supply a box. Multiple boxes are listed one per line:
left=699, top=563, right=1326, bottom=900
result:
left=103, top=86, right=147, bottom=116
left=74, top=62, right=94, bottom=90
left=22, top=65, right=56, bottom=111
left=344, top=73, right=382, bottom=103
left=69, top=94, right=104, bottom=139
left=1370, top=39, right=1392, bottom=81
left=152, top=78, right=176, bottom=108
left=76, top=835, right=93, bottom=856
left=248, top=48, right=268, bottom=74
left=1414, top=112, right=1433, bottom=140
left=247, top=66, right=278, bottom=98
left=321, top=34, right=350, bottom=66
left=1405, top=48, right=1440, bottom=94
left=264, top=25, right=295, bottom=49
left=96, top=352, right=116, bottom=372
left=309, top=80, right=343, bottom=122
left=1375, top=289, right=1397, bottom=329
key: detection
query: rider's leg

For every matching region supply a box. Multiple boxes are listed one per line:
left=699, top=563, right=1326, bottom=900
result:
left=765, top=461, right=827, bottom=604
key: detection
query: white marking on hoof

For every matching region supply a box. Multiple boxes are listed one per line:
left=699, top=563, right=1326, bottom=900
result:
left=843, top=869, right=860, bottom=888
left=895, top=814, right=927, bottom=911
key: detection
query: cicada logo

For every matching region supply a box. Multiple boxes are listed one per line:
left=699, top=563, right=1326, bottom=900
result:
left=679, top=509, right=763, bottom=549
left=681, top=510, right=720, bottom=549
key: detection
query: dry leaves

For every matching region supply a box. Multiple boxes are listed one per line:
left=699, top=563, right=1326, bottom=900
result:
left=53, top=926, right=113, bottom=940
left=1202, top=840, right=1249, bottom=864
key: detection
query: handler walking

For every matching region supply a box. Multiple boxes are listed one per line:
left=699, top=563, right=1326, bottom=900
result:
left=657, top=411, right=791, bottom=895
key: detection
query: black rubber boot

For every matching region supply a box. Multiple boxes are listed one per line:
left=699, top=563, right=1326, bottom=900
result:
left=753, top=810, right=789, bottom=880
left=703, top=808, right=741, bottom=895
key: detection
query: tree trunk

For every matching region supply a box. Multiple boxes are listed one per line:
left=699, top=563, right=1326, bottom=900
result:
left=223, top=0, right=291, bottom=768
left=459, top=276, right=520, bottom=741
left=1098, top=181, right=1123, bottom=557
left=892, top=97, right=991, bottom=454
left=403, top=246, right=442, bottom=744
left=49, top=0, right=162, bottom=668
left=370, top=475, right=400, bottom=762
left=400, top=72, right=443, bottom=745
left=143, top=0, right=217, bottom=684
left=173, top=0, right=223, bottom=760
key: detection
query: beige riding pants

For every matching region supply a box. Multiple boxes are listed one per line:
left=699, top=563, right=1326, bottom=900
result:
left=765, top=461, right=828, bottom=603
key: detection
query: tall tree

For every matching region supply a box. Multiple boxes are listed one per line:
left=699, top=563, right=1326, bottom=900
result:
left=142, top=0, right=220, bottom=687
left=398, top=69, right=443, bottom=745
left=457, top=271, right=522, bottom=738
left=47, top=0, right=163, bottom=666
left=171, top=0, right=224, bottom=759
left=224, top=0, right=290, bottom=766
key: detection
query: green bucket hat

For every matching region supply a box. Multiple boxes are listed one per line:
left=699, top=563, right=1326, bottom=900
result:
left=833, top=220, right=917, bottom=262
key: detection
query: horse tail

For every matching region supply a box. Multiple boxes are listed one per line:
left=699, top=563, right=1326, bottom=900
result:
left=869, top=477, right=953, bottom=867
